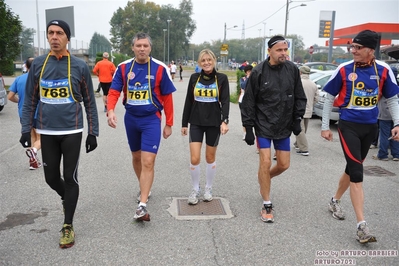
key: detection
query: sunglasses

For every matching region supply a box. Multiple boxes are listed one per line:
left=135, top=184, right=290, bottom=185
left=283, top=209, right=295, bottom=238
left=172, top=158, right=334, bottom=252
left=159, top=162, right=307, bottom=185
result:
left=350, top=44, right=366, bottom=51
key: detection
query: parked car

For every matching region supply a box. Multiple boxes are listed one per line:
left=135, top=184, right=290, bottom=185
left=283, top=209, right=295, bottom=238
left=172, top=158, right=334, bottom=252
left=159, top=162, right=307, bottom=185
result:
left=310, top=70, right=340, bottom=124
left=381, top=44, right=399, bottom=83
left=0, top=73, right=7, bottom=112
left=303, top=62, right=338, bottom=71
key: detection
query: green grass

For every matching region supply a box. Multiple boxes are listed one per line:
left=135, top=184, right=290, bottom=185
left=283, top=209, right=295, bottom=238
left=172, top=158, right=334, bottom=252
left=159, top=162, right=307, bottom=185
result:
left=230, top=93, right=239, bottom=104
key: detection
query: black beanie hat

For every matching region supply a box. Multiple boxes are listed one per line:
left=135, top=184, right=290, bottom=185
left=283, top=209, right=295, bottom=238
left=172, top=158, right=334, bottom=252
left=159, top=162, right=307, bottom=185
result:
left=352, top=30, right=379, bottom=50
left=47, top=20, right=71, bottom=41
left=268, top=35, right=286, bottom=48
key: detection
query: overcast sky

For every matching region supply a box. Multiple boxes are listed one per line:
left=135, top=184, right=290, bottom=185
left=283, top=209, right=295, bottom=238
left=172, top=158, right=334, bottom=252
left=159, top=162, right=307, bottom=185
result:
left=5, top=0, right=399, bottom=50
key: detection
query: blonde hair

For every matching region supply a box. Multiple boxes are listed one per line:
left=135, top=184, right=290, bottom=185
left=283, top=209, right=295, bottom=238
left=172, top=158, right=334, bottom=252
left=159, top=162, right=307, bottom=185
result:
left=198, top=49, right=216, bottom=66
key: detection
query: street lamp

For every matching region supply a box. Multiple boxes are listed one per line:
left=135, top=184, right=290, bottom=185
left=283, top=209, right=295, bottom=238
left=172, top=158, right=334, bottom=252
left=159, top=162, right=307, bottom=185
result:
left=35, top=0, right=41, bottom=55
left=223, top=23, right=238, bottom=70
left=163, top=29, right=167, bottom=63
left=284, top=0, right=306, bottom=37
left=223, top=23, right=238, bottom=42
left=167, top=19, right=172, bottom=63
left=258, top=29, right=262, bottom=63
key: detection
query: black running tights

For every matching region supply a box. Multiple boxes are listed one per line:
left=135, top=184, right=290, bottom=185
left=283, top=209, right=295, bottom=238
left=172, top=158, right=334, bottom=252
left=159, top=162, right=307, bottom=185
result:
left=41, top=133, right=82, bottom=225
left=337, top=120, right=378, bottom=183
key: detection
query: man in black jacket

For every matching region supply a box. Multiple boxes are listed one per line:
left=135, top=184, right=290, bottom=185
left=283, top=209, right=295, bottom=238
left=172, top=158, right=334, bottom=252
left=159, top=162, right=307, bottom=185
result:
left=241, top=35, right=307, bottom=223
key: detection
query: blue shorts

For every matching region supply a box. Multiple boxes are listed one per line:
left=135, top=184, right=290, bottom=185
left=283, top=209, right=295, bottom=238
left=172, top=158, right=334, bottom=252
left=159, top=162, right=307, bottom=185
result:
left=257, top=136, right=290, bottom=151
left=124, top=113, right=161, bottom=153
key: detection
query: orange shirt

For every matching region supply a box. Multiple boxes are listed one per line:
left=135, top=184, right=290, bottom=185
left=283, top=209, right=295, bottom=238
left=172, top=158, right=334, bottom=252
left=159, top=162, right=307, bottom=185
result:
left=93, top=59, right=116, bottom=83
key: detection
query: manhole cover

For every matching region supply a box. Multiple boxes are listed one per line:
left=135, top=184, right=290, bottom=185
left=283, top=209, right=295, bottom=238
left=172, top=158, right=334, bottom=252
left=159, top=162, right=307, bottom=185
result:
left=364, top=166, right=396, bottom=176
left=167, top=197, right=234, bottom=220
left=177, top=199, right=226, bottom=216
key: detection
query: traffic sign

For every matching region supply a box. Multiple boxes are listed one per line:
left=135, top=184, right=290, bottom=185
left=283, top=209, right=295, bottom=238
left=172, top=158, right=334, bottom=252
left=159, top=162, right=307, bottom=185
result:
left=221, top=44, right=229, bottom=51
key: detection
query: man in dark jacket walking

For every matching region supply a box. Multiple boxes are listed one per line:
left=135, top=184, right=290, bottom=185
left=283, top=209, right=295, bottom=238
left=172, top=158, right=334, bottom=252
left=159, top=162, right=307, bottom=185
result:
left=241, top=35, right=307, bottom=223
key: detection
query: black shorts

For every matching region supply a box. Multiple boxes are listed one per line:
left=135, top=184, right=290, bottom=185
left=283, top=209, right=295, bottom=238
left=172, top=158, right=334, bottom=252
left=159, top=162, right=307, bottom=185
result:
left=100, top=82, right=111, bottom=96
left=189, top=124, right=220, bottom=147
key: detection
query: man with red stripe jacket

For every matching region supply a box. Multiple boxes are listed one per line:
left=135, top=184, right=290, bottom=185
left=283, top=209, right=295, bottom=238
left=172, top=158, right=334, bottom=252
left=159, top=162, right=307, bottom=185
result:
left=321, top=30, right=399, bottom=244
left=107, top=32, right=176, bottom=222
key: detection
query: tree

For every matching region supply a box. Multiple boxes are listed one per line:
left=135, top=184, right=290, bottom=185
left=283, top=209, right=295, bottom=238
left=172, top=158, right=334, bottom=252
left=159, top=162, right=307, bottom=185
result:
left=109, top=0, right=196, bottom=62
left=88, top=32, right=112, bottom=59
left=19, top=27, right=36, bottom=61
left=0, top=0, right=23, bottom=75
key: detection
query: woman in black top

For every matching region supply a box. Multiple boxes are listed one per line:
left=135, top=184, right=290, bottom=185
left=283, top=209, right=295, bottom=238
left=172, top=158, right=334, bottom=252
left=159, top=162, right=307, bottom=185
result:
left=181, top=49, right=230, bottom=205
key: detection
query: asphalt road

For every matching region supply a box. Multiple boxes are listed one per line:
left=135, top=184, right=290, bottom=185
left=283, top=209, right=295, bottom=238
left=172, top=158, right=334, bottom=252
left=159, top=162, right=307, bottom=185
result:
left=0, top=72, right=398, bottom=265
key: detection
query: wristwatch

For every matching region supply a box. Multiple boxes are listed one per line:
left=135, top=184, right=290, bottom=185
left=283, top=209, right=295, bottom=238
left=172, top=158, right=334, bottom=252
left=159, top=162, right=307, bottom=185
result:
left=222, top=118, right=229, bottom=125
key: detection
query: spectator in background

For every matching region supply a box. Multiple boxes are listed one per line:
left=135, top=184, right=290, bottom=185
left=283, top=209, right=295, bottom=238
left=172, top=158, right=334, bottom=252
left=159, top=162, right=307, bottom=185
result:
left=195, top=64, right=202, bottom=73
left=93, top=52, right=116, bottom=112
left=8, top=57, right=42, bottom=170
left=170, top=60, right=177, bottom=81
left=372, top=66, right=399, bottom=161
left=239, top=64, right=253, bottom=140
left=294, top=66, right=318, bottom=156
left=22, top=60, right=28, bottom=73
left=179, top=62, right=183, bottom=82
left=239, top=60, right=248, bottom=71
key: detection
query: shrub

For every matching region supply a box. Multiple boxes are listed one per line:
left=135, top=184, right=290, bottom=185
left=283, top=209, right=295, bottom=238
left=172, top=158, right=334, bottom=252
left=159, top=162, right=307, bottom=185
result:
left=0, top=60, right=15, bottom=76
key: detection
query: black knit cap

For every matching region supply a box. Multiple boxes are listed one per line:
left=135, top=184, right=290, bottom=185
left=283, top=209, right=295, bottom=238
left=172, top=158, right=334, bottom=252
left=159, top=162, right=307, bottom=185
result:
left=47, top=20, right=71, bottom=41
left=268, top=35, right=286, bottom=48
left=352, top=30, right=379, bottom=50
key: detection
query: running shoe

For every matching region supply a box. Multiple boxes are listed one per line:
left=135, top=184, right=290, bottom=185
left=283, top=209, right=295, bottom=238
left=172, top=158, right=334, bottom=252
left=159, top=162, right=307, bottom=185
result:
left=296, top=150, right=309, bottom=156
left=260, top=204, right=274, bottom=223
left=328, top=198, right=345, bottom=220
left=136, top=191, right=152, bottom=203
left=357, top=222, right=377, bottom=244
left=59, top=224, right=75, bottom=249
left=29, top=159, right=42, bottom=170
left=372, top=155, right=389, bottom=161
left=188, top=189, right=200, bottom=205
left=133, top=205, right=150, bottom=221
left=203, top=187, right=213, bottom=202
left=369, top=144, right=378, bottom=149
left=393, top=158, right=399, bottom=161
left=26, top=148, right=42, bottom=170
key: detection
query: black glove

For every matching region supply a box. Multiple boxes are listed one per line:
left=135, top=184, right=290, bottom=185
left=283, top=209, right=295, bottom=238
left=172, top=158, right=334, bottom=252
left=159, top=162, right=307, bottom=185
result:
left=19, top=132, right=31, bottom=148
left=85, top=134, right=97, bottom=153
left=293, top=118, right=302, bottom=136
left=244, top=127, right=255, bottom=145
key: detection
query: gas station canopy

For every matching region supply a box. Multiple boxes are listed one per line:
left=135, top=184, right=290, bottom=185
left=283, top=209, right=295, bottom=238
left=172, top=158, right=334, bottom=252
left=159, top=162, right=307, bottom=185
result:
left=326, top=22, right=399, bottom=46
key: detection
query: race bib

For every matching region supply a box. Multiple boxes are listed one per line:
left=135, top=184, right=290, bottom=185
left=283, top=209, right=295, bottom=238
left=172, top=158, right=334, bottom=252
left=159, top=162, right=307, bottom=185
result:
left=350, top=81, right=378, bottom=109
left=40, top=79, right=74, bottom=104
left=127, top=83, right=151, bottom=106
left=194, top=82, right=218, bottom=103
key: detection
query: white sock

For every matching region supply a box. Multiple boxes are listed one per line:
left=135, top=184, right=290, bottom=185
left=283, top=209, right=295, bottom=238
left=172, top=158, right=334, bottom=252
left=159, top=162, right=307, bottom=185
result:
left=205, top=162, right=216, bottom=188
left=32, top=147, right=37, bottom=154
left=357, top=220, right=366, bottom=228
left=190, top=164, right=200, bottom=191
left=263, top=201, right=272, bottom=205
left=139, top=202, right=147, bottom=207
